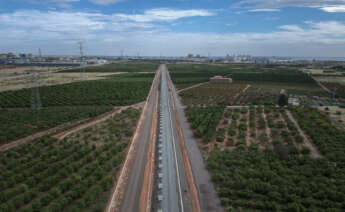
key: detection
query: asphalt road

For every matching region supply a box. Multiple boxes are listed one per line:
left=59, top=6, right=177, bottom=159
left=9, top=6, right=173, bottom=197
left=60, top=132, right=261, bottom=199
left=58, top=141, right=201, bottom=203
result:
left=166, top=67, right=224, bottom=212
left=157, top=66, right=182, bottom=212
left=118, top=67, right=161, bottom=212
left=118, top=64, right=222, bottom=212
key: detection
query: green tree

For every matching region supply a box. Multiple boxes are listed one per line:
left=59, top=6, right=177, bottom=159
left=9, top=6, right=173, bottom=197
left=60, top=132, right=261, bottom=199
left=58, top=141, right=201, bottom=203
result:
left=278, top=93, right=288, bottom=107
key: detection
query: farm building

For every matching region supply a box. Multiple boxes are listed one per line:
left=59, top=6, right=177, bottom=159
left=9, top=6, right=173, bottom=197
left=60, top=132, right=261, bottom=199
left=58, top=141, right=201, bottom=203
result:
left=288, top=98, right=300, bottom=106
left=210, top=76, right=233, bottom=84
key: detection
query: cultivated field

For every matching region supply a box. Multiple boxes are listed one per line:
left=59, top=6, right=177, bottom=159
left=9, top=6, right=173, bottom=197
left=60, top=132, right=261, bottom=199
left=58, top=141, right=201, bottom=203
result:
left=170, top=63, right=336, bottom=106
left=0, top=73, right=117, bottom=92
left=0, top=108, right=140, bottom=212
left=180, top=83, right=248, bottom=106
left=174, top=63, right=345, bottom=211
left=0, top=66, right=65, bottom=78
left=0, top=63, right=156, bottom=145
left=317, top=106, right=345, bottom=129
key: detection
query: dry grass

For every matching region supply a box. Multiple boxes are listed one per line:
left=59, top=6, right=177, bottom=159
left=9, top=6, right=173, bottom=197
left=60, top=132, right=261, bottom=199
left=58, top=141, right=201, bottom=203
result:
left=317, top=106, right=345, bottom=130
left=0, top=66, right=65, bottom=78
left=0, top=72, right=119, bottom=92
left=313, top=76, right=345, bottom=85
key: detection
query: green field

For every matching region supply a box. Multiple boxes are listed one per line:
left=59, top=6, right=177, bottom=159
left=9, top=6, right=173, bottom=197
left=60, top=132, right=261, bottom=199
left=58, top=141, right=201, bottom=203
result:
left=0, top=70, right=154, bottom=143
left=0, top=108, right=140, bottom=212
left=170, top=64, right=326, bottom=106
left=185, top=104, right=345, bottom=211
left=208, top=149, right=345, bottom=211
left=177, top=63, right=345, bottom=211
left=0, top=73, right=154, bottom=108
left=0, top=106, right=112, bottom=145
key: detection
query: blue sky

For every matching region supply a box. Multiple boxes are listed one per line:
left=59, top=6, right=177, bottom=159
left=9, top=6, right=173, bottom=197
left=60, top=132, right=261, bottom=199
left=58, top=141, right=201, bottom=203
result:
left=0, top=0, right=345, bottom=57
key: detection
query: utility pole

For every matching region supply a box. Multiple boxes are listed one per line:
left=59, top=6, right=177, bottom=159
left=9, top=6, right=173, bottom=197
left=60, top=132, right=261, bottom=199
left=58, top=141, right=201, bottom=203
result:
left=332, top=87, right=338, bottom=101
left=79, top=41, right=87, bottom=80
left=121, top=49, right=124, bottom=59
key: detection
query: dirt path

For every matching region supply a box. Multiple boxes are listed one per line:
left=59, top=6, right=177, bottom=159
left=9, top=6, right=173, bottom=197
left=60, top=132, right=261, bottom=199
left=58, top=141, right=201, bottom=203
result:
left=242, top=84, right=251, bottom=93
left=209, top=109, right=227, bottom=152
left=232, top=84, right=250, bottom=104
left=55, top=102, right=143, bottom=140
left=312, top=76, right=331, bottom=93
left=0, top=103, right=144, bottom=152
left=262, top=109, right=273, bottom=150
left=285, top=110, right=322, bottom=158
left=177, top=82, right=209, bottom=94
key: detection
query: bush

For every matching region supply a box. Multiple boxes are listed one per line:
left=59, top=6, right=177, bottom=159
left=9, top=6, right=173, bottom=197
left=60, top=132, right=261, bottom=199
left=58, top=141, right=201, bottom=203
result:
left=301, top=146, right=311, bottom=155
left=294, top=134, right=304, bottom=143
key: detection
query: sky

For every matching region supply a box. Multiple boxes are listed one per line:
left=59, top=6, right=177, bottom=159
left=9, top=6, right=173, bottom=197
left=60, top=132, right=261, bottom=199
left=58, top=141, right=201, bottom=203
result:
left=0, top=0, right=345, bottom=57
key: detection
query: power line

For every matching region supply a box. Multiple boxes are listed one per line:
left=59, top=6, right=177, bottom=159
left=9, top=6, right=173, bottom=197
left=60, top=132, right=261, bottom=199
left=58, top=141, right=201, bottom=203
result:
left=79, top=41, right=87, bottom=80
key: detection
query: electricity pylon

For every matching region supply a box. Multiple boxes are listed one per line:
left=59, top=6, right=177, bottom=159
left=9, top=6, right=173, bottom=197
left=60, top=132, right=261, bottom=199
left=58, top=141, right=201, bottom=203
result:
left=79, top=41, right=87, bottom=80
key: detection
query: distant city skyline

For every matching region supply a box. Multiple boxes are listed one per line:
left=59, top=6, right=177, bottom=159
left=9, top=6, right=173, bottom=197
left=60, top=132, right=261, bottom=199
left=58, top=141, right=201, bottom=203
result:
left=0, top=0, right=345, bottom=57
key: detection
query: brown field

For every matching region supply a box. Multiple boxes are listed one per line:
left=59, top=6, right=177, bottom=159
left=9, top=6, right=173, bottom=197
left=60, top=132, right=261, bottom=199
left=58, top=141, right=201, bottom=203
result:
left=0, top=66, right=66, bottom=78
left=179, top=82, right=248, bottom=106
left=0, top=72, right=119, bottom=92
left=317, top=106, right=345, bottom=130
left=313, top=76, right=345, bottom=84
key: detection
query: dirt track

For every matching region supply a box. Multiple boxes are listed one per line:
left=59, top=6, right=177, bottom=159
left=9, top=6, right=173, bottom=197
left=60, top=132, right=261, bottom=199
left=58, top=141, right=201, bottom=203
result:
left=286, top=110, right=322, bottom=158
left=54, top=102, right=143, bottom=140
left=0, top=103, right=144, bottom=152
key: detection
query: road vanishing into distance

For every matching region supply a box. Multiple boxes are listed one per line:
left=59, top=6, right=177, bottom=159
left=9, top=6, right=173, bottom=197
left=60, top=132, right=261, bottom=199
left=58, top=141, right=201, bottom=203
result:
left=153, top=65, right=193, bottom=212
left=108, top=64, right=223, bottom=212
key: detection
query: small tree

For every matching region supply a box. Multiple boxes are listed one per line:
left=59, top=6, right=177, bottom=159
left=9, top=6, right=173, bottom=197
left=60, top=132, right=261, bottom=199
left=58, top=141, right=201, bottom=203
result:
left=278, top=94, right=288, bottom=107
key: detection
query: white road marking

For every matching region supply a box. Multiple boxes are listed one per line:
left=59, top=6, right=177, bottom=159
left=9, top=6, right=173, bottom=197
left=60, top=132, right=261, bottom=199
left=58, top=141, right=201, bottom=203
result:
left=165, top=67, right=185, bottom=212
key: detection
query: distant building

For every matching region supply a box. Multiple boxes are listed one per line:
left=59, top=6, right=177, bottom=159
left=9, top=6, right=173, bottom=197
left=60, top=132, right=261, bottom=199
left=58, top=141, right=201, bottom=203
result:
left=288, top=98, right=300, bottom=106
left=210, top=76, right=233, bottom=84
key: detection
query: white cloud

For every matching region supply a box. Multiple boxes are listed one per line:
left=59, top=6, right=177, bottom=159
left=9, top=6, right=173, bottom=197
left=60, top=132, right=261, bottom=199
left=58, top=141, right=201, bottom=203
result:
left=248, top=9, right=280, bottom=12
left=279, top=25, right=304, bottom=32
left=235, top=0, right=345, bottom=13
left=113, top=8, right=215, bottom=22
left=321, top=5, right=345, bottom=12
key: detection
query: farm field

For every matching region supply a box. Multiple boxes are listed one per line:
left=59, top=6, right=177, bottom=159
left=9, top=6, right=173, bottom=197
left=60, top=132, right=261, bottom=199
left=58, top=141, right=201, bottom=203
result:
left=180, top=83, right=248, bottom=106
left=184, top=105, right=345, bottom=211
left=187, top=105, right=315, bottom=157
left=313, top=76, right=345, bottom=84
left=170, top=63, right=334, bottom=106
left=0, top=66, right=65, bottom=78
left=176, top=64, right=345, bottom=211
left=0, top=106, right=112, bottom=145
left=0, top=73, right=154, bottom=108
left=0, top=108, right=140, bottom=212
left=0, top=72, right=117, bottom=92
left=290, top=107, right=345, bottom=164
left=236, top=82, right=330, bottom=105
left=207, top=149, right=345, bottom=211
left=0, top=63, right=155, bottom=145
left=62, top=61, right=159, bottom=73
left=321, top=82, right=345, bottom=98
left=317, top=106, right=345, bottom=130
